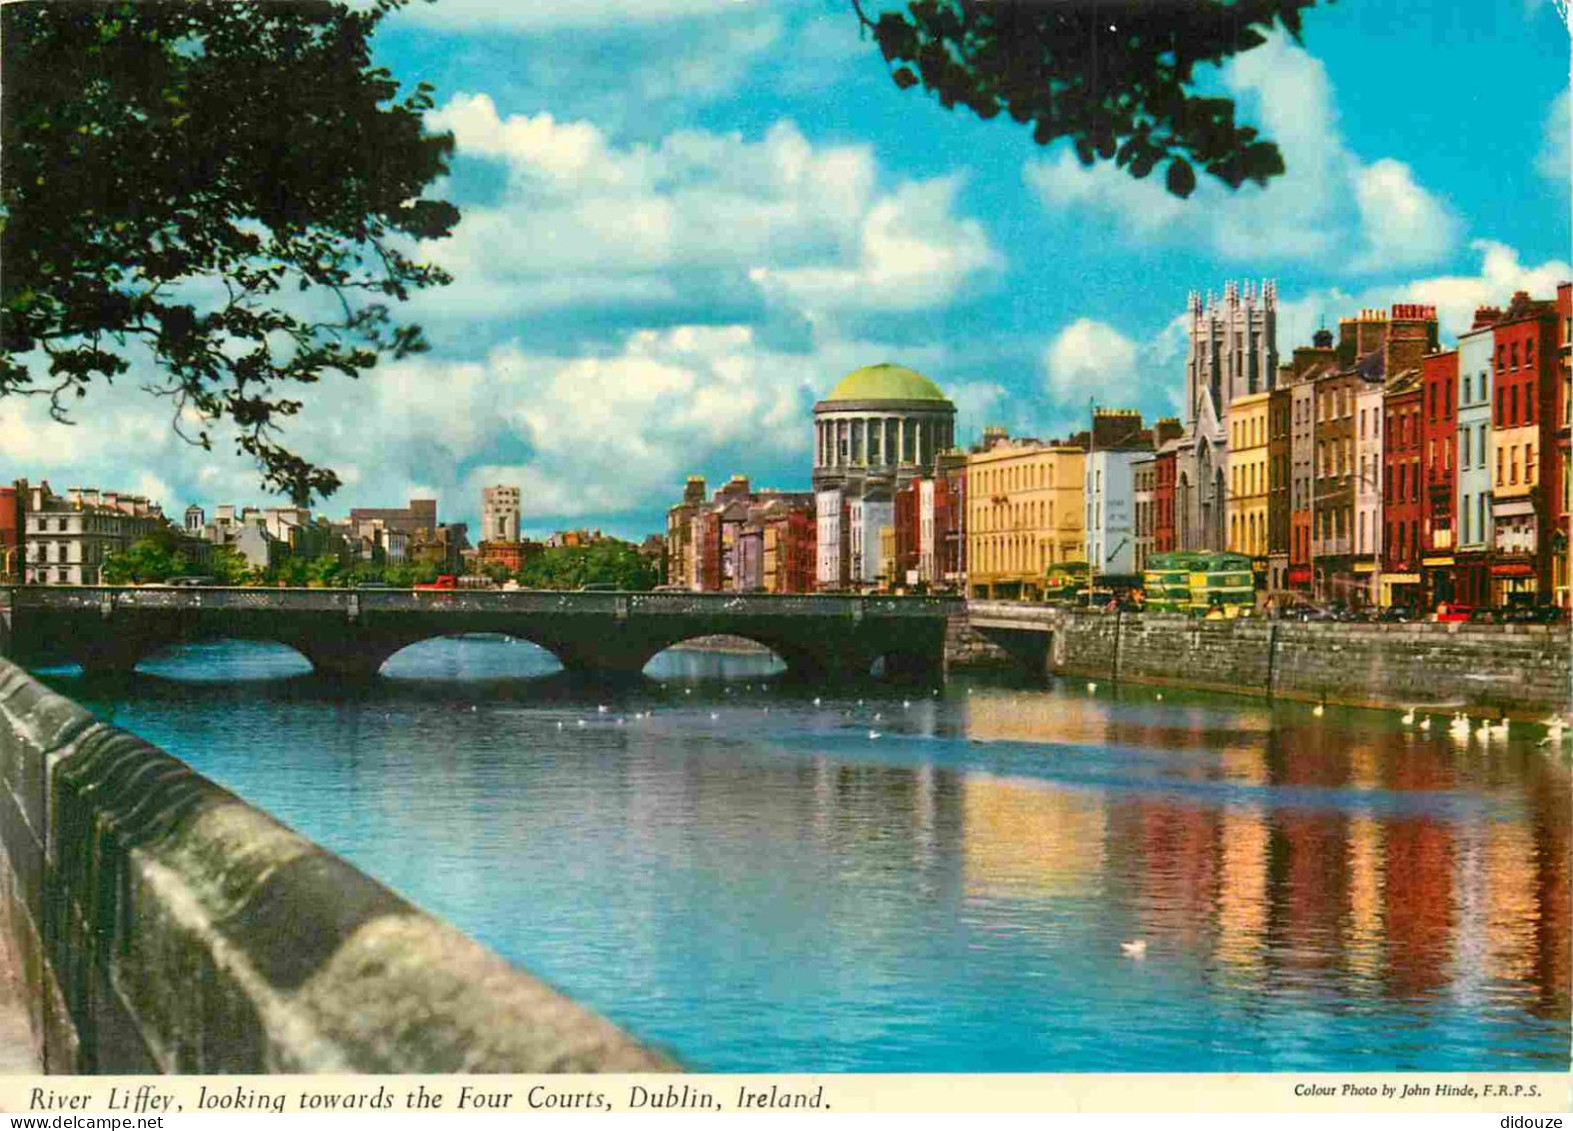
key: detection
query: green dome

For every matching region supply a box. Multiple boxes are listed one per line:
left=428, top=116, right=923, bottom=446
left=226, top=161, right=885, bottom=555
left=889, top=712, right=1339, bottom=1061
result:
left=823, top=362, right=949, bottom=403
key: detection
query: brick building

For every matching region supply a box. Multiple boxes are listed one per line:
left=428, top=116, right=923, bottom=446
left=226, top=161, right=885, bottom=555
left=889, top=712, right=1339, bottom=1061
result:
left=1420, top=349, right=1459, bottom=605
left=1488, top=291, right=1560, bottom=604
left=1381, top=368, right=1424, bottom=608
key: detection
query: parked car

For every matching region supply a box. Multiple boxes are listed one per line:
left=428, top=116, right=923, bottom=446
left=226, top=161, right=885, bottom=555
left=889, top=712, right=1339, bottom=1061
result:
left=1375, top=605, right=1415, bottom=623
left=413, top=574, right=458, bottom=591
left=1504, top=603, right=1566, bottom=624
left=1467, top=606, right=1501, bottom=624
left=578, top=582, right=619, bottom=592
left=1433, top=603, right=1473, bottom=623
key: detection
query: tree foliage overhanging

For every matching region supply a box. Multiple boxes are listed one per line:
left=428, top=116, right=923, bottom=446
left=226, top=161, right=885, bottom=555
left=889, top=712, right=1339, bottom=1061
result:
left=859, top=0, right=1321, bottom=197
left=1, top=0, right=458, bottom=504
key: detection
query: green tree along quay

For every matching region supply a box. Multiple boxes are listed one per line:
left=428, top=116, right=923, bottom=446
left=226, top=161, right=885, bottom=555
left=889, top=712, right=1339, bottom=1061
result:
left=100, top=529, right=192, bottom=584
left=857, top=0, right=1321, bottom=197
left=518, top=543, right=659, bottom=592
left=0, top=1, right=459, bottom=504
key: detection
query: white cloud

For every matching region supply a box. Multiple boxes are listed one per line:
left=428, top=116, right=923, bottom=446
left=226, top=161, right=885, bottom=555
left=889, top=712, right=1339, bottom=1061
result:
left=1349, top=158, right=1459, bottom=272
left=1538, top=88, right=1570, bottom=184
left=419, top=95, right=998, bottom=330
left=748, top=175, right=1003, bottom=322
left=4, top=325, right=975, bottom=533
left=1042, top=319, right=1139, bottom=401
left=1024, top=32, right=1457, bottom=273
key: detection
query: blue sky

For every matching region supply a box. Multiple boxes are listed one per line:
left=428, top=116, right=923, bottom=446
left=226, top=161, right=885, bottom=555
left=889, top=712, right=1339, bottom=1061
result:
left=6, top=0, right=1570, bottom=541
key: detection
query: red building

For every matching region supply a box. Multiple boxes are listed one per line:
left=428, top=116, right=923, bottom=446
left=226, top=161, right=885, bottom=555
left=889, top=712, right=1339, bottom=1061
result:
left=893, top=480, right=920, bottom=587
left=1382, top=369, right=1424, bottom=607
left=1419, top=349, right=1458, bottom=606
left=0, top=483, right=20, bottom=582
left=762, top=507, right=817, bottom=594
left=477, top=540, right=536, bottom=574
left=1489, top=292, right=1559, bottom=605
left=1154, top=448, right=1177, bottom=554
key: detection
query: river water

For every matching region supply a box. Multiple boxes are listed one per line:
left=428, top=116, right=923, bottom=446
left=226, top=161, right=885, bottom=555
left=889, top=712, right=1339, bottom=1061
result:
left=40, top=637, right=1570, bottom=1073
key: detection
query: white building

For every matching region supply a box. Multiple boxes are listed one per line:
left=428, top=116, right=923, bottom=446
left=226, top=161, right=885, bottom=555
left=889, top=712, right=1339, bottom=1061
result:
left=481, top=484, right=521, bottom=543
left=1086, top=449, right=1144, bottom=578
left=846, top=497, right=892, bottom=585
left=23, top=483, right=173, bottom=586
left=815, top=489, right=844, bottom=588
left=1354, top=381, right=1385, bottom=603
left=918, top=479, right=937, bottom=583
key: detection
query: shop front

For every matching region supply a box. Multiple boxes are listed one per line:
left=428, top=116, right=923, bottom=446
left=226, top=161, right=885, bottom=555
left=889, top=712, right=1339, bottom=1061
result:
left=1490, top=559, right=1539, bottom=605
left=1422, top=555, right=1455, bottom=608
left=1380, top=572, right=1422, bottom=610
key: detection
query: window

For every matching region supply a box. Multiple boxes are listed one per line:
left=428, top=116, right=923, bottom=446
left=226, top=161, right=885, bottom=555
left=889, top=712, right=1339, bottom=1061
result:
left=1497, top=447, right=1504, bottom=486
left=1511, top=341, right=1519, bottom=369
left=1497, top=386, right=1505, bottom=425
left=1526, top=388, right=1534, bottom=425
left=1429, top=383, right=1437, bottom=421
left=1510, top=384, right=1519, bottom=426
left=1463, top=375, right=1472, bottom=403
left=1527, top=442, right=1535, bottom=482
left=1461, top=429, right=1471, bottom=467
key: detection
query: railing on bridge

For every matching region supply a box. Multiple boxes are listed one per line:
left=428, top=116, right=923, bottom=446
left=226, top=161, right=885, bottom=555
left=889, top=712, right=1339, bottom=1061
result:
left=4, top=586, right=961, bottom=619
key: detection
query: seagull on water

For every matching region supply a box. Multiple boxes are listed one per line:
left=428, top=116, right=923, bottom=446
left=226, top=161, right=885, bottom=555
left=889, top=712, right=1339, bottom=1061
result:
left=813, top=697, right=822, bottom=707
left=1312, top=702, right=1325, bottom=717
left=1400, top=707, right=1416, bottom=725
left=1418, top=715, right=1432, bottom=731
left=1087, top=681, right=1098, bottom=693
left=868, top=730, right=882, bottom=740
left=597, top=704, right=609, bottom=713
left=1120, top=940, right=1147, bottom=958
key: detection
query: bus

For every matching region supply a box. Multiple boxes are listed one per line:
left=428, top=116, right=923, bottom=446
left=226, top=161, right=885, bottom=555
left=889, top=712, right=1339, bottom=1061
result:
left=1190, top=552, right=1255, bottom=617
left=1044, top=561, right=1090, bottom=604
left=1142, top=551, right=1202, bottom=613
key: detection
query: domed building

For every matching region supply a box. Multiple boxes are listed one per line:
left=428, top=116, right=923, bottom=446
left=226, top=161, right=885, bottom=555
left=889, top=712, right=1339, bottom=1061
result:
left=811, top=363, right=956, bottom=588
left=812, top=363, right=956, bottom=491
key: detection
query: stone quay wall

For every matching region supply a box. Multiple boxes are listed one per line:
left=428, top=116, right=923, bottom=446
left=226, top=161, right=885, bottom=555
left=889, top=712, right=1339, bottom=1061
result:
left=0, top=658, right=673, bottom=1075
left=957, top=606, right=1571, bottom=717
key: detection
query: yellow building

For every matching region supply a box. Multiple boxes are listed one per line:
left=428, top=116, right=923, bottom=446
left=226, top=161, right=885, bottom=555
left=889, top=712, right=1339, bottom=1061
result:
left=966, top=436, right=1085, bottom=599
left=1227, top=392, right=1270, bottom=559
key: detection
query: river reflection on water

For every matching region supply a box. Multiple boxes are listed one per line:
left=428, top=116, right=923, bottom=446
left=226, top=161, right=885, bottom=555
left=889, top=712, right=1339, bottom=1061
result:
left=42, top=637, right=1571, bottom=1072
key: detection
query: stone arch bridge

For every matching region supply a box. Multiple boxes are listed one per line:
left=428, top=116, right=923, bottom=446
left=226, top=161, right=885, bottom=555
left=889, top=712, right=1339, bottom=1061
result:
left=1, top=587, right=961, bottom=682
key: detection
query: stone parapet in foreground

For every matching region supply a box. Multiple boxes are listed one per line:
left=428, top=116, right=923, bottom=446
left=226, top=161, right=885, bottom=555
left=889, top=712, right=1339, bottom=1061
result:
left=0, top=658, right=674, bottom=1074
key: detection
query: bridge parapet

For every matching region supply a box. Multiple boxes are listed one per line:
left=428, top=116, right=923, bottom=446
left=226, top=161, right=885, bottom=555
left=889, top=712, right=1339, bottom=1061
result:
left=7, top=586, right=961, bottom=619
left=2, top=587, right=960, bottom=681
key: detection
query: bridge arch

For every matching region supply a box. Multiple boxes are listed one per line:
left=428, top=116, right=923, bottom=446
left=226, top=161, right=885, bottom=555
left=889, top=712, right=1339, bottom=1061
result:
left=380, top=633, right=567, bottom=680
left=134, top=637, right=315, bottom=682
left=642, top=634, right=789, bottom=682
